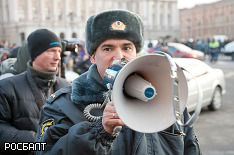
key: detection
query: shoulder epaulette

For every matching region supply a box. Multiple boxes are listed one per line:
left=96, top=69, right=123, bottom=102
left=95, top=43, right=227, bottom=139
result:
left=47, top=86, right=72, bottom=104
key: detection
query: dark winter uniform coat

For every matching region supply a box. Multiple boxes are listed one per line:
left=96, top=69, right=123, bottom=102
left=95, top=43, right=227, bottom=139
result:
left=35, top=64, right=201, bottom=155
left=0, top=63, right=70, bottom=154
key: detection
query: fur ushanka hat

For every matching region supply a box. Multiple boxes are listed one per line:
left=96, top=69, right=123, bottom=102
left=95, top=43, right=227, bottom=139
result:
left=85, top=9, right=144, bottom=56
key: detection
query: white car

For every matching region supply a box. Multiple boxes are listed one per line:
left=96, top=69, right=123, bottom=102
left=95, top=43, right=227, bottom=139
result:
left=174, top=58, right=226, bottom=112
left=221, top=41, right=234, bottom=60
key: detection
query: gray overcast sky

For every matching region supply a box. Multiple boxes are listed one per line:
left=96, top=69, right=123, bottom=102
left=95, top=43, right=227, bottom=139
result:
left=177, top=0, right=221, bottom=9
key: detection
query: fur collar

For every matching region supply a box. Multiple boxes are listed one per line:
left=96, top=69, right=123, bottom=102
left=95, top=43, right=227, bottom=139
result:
left=71, top=64, right=108, bottom=109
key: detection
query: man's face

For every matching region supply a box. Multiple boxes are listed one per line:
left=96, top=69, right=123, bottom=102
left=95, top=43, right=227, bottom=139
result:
left=91, top=39, right=137, bottom=80
left=33, top=47, right=62, bottom=72
left=162, top=45, right=168, bottom=52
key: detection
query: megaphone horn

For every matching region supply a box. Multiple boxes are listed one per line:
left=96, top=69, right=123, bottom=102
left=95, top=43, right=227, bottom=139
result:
left=112, top=53, right=188, bottom=133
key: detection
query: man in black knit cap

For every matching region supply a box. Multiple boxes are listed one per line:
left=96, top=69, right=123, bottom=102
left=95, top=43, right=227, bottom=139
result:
left=0, top=29, right=70, bottom=155
left=36, top=10, right=201, bottom=155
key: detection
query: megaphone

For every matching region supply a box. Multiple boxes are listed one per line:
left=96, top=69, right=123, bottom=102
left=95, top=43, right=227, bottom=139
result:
left=84, top=53, right=201, bottom=134
left=110, top=53, right=188, bottom=133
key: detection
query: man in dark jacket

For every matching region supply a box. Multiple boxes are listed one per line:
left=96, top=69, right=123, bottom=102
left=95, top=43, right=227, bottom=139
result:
left=36, top=10, right=201, bottom=155
left=0, top=29, right=70, bottom=154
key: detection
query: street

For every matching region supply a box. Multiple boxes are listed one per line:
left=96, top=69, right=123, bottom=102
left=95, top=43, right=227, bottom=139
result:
left=194, top=55, right=234, bottom=155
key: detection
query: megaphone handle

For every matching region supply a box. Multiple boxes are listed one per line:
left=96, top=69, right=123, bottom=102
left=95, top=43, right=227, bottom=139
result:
left=112, top=126, right=122, bottom=136
left=172, top=78, right=182, bottom=121
left=103, top=86, right=122, bottom=136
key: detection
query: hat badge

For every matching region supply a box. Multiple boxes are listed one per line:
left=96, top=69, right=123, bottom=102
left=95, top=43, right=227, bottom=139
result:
left=111, top=21, right=126, bottom=30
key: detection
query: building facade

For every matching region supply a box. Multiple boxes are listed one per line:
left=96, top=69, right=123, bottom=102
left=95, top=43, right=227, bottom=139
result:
left=180, top=0, right=234, bottom=40
left=0, top=0, right=179, bottom=46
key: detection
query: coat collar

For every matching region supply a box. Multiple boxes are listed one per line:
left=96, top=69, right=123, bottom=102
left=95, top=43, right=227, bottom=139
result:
left=71, top=64, right=108, bottom=109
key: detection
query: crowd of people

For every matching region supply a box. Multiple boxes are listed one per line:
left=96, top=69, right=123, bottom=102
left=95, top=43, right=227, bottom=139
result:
left=144, top=37, right=233, bottom=63
left=0, top=9, right=201, bottom=155
left=182, top=38, right=232, bottom=63
left=0, top=40, right=19, bottom=63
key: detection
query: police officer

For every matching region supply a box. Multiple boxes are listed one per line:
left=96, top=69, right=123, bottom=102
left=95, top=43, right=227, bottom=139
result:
left=0, top=29, right=70, bottom=155
left=209, top=38, right=220, bottom=63
left=36, top=10, right=201, bottom=155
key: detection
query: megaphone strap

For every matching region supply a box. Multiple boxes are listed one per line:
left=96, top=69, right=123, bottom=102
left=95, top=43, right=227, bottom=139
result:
left=177, top=71, right=203, bottom=127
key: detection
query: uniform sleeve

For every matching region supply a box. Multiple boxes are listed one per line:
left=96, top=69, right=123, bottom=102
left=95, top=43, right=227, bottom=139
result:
left=35, top=101, right=115, bottom=155
left=0, top=87, right=36, bottom=153
left=183, top=108, right=201, bottom=155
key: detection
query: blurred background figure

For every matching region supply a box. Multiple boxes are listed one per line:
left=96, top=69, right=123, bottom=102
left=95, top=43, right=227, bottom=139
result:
left=8, top=46, right=20, bottom=58
left=72, top=43, right=91, bottom=75
left=0, top=42, right=30, bottom=79
left=0, top=50, right=9, bottom=63
left=209, top=38, right=220, bottom=63
left=160, top=41, right=172, bottom=56
left=146, top=42, right=155, bottom=54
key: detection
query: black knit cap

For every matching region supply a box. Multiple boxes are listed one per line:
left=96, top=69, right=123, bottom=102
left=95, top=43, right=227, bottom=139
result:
left=85, top=9, right=144, bottom=56
left=27, top=29, right=62, bottom=61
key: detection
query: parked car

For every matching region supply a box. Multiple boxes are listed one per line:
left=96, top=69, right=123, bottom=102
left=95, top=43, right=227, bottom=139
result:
left=169, top=43, right=205, bottom=60
left=154, top=45, right=201, bottom=59
left=174, top=58, right=226, bottom=112
left=221, top=41, right=234, bottom=61
left=154, top=45, right=177, bottom=56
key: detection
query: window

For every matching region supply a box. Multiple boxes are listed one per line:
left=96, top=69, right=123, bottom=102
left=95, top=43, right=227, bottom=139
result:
left=20, top=32, right=25, bottom=44
left=60, top=33, right=65, bottom=39
left=72, top=33, right=77, bottom=38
